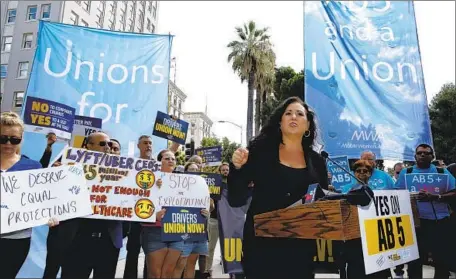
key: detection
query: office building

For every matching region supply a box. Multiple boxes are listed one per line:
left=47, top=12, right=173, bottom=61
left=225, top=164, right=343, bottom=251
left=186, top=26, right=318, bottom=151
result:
left=1, top=0, right=159, bottom=112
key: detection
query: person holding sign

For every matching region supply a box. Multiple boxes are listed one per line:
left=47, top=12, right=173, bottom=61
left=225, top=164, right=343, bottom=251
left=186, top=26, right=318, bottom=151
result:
left=229, top=97, right=329, bottom=279
left=0, top=112, right=59, bottom=279
left=395, top=144, right=456, bottom=279
left=141, top=150, right=185, bottom=279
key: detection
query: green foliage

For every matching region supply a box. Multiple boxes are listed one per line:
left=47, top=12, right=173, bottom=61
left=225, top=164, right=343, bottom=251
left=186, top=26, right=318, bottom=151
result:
left=429, top=82, right=456, bottom=163
left=175, top=150, right=186, bottom=166
left=273, top=67, right=304, bottom=101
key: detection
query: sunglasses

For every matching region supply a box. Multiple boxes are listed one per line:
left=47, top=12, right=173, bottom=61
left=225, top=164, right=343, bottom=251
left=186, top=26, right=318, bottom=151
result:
left=90, top=141, right=113, bottom=148
left=355, top=169, right=370, bottom=174
left=0, top=135, right=22, bottom=145
left=416, top=151, right=433, bottom=156
left=395, top=171, right=401, bottom=174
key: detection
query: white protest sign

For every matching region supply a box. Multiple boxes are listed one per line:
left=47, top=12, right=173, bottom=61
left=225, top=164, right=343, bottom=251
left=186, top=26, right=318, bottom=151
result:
left=150, top=172, right=210, bottom=212
left=70, top=115, right=102, bottom=148
left=1, top=165, right=92, bottom=234
left=61, top=147, right=161, bottom=222
left=358, top=190, right=419, bottom=274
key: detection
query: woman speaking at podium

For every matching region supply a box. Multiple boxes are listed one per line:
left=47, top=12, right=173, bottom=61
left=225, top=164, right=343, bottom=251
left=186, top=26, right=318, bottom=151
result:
left=228, top=97, right=329, bottom=279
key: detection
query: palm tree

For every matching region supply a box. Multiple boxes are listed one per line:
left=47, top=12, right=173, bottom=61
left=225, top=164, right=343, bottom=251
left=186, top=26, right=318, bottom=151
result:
left=254, top=55, right=275, bottom=135
left=227, top=20, right=274, bottom=142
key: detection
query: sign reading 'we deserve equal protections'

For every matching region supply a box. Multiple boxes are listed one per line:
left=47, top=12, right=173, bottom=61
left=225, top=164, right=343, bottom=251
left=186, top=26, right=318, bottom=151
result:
left=0, top=165, right=92, bottom=234
left=62, top=147, right=161, bottom=222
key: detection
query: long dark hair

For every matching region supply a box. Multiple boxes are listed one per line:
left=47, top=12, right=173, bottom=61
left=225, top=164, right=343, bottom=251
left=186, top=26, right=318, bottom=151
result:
left=248, top=97, right=319, bottom=154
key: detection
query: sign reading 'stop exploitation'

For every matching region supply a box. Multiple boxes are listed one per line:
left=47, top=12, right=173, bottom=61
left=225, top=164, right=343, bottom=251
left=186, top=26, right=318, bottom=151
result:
left=357, top=190, right=419, bottom=274
left=23, top=96, right=75, bottom=140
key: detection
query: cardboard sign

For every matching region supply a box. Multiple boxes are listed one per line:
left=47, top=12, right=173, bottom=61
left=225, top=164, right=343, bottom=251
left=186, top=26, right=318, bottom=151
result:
left=161, top=206, right=207, bottom=241
left=200, top=173, right=222, bottom=200
left=70, top=115, right=102, bottom=148
left=150, top=172, right=210, bottom=212
left=358, top=190, right=419, bottom=274
left=327, top=156, right=352, bottom=190
left=152, top=111, right=189, bottom=145
left=23, top=96, right=75, bottom=140
left=0, top=165, right=92, bottom=234
left=195, top=146, right=222, bottom=167
left=62, top=147, right=161, bottom=222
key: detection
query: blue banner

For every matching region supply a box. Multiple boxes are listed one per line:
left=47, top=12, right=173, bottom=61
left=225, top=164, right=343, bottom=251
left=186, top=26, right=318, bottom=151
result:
left=161, top=206, right=207, bottom=242
left=152, top=111, right=189, bottom=145
left=327, top=156, right=352, bottom=190
left=22, top=21, right=172, bottom=161
left=23, top=96, right=75, bottom=140
left=195, top=146, right=222, bottom=167
left=304, top=1, right=432, bottom=161
left=18, top=21, right=172, bottom=278
left=199, top=173, right=223, bottom=200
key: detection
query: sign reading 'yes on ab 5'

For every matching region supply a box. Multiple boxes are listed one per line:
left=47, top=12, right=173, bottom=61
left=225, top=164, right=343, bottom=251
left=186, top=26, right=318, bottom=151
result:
left=357, top=190, right=418, bottom=274
left=22, top=21, right=172, bottom=162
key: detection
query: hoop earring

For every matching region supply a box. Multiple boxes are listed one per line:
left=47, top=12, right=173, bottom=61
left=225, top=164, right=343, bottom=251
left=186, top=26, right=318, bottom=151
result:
left=304, top=130, right=311, bottom=138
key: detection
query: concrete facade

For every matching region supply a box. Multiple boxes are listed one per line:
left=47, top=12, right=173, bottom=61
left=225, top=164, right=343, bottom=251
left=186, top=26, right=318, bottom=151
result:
left=1, top=0, right=159, bottom=113
left=184, top=111, right=213, bottom=148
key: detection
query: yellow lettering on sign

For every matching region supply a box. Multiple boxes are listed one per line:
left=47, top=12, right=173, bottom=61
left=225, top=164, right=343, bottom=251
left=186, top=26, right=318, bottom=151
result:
left=224, top=238, right=242, bottom=262
left=364, top=215, right=414, bottom=256
left=313, top=239, right=334, bottom=262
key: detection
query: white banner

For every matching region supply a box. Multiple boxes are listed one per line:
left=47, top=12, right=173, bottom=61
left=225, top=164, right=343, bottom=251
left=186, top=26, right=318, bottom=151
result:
left=358, top=190, right=419, bottom=274
left=150, top=172, right=210, bottom=212
left=62, top=147, right=162, bottom=222
left=1, top=165, right=91, bottom=234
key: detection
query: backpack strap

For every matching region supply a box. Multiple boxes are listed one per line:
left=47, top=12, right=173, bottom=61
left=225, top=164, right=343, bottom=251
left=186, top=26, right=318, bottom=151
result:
left=406, top=167, right=414, bottom=174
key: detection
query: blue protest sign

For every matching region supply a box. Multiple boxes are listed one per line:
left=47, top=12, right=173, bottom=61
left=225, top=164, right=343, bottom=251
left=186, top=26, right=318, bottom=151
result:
left=22, top=21, right=172, bottom=161
left=161, top=206, right=207, bottom=242
left=195, top=146, right=222, bottom=166
left=304, top=183, right=318, bottom=204
left=327, top=156, right=352, bottom=190
left=23, top=96, right=75, bottom=140
left=305, top=1, right=432, bottom=161
left=405, top=173, right=450, bottom=219
left=200, top=173, right=223, bottom=200
left=152, top=111, right=189, bottom=145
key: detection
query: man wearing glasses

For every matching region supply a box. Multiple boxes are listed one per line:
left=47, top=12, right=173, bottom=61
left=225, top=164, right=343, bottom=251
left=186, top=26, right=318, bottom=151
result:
left=60, top=132, right=123, bottom=279
left=395, top=144, right=456, bottom=279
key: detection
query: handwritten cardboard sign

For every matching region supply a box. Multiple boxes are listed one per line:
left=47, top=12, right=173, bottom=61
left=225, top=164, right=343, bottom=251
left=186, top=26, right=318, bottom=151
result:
left=23, top=96, right=75, bottom=140
left=0, top=165, right=91, bottom=234
left=152, top=111, right=189, bottom=145
left=150, top=172, right=210, bottom=212
left=161, top=206, right=207, bottom=241
left=62, top=147, right=161, bottom=222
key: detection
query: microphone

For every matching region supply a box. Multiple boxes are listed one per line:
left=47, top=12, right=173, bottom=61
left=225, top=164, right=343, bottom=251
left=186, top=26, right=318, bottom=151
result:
left=319, top=151, right=374, bottom=206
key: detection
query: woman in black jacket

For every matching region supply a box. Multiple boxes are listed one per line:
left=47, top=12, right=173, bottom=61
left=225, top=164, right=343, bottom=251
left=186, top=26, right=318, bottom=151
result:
left=228, top=96, right=329, bottom=279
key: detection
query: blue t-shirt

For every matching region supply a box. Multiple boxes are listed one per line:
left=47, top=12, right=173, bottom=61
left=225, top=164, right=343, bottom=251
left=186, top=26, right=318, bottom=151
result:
left=1, top=155, right=42, bottom=239
left=340, top=168, right=395, bottom=194
left=395, top=165, right=456, bottom=220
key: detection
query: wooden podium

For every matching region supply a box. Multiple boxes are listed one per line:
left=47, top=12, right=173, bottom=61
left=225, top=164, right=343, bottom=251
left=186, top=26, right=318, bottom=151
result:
left=254, top=196, right=421, bottom=240
left=254, top=200, right=360, bottom=241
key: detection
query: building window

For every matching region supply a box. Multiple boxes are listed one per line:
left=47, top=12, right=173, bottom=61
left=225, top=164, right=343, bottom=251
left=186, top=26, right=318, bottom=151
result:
left=17, top=62, right=29, bottom=79
left=0, top=65, right=7, bottom=78
left=153, top=5, right=157, bottom=19
left=80, top=19, right=88, bottom=27
left=69, top=11, right=79, bottom=25
left=82, top=1, right=91, bottom=12
left=146, top=18, right=151, bottom=32
left=178, top=101, right=182, bottom=110
left=14, top=91, right=24, bottom=108
left=41, top=4, right=51, bottom=19
left=22, top=33, right=33, bottom=49
left=7, top=9, right=17, bottom=23
left=148, top=1, right=153, bottom=12
left=173, top=97, right=177, bottom=106
left=27, top=5, right=38, bottom=21
left=1, top=36, right=13, bottom=52
left=151, top=24, right=155, bottom=33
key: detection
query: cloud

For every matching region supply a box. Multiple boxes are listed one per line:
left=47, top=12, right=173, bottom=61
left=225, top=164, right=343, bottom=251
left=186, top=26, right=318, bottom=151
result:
left=378, top=46, right=406, bottom=59
left=395, top=84, right=424, bottom=102
left=340, top=107, right=363, bottom=127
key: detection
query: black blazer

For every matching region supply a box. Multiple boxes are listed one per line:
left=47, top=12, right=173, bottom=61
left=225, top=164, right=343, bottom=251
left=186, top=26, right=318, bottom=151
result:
left=227, top=147, right=329, bottom=211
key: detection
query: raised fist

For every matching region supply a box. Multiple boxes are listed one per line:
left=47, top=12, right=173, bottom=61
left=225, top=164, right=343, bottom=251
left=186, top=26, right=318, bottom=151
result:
left=232, top=148, right=249, bottom=169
